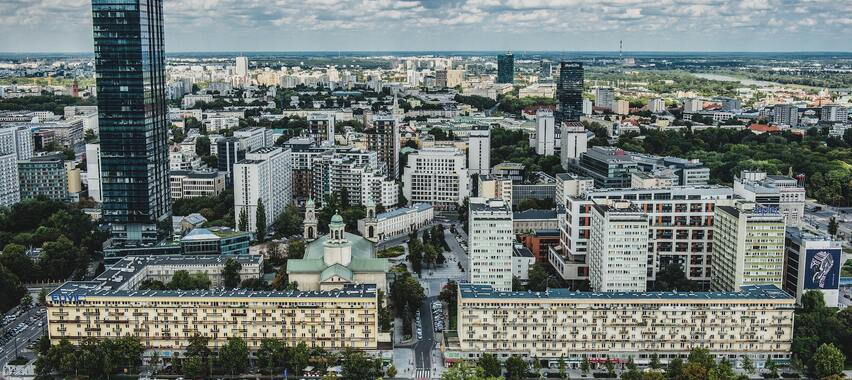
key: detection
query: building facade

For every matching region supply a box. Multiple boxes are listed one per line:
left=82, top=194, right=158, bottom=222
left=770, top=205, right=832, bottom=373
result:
left=454, top=284, right=794, bottom=367
left=18, top=154, right=69, bottom=202
left=366, top=114, right=400, bottom=179
left=170, top=170, right=226, bottom=199
left=234, top=147, right=292, bottom=233
left=357, top=203, right=434, bottom=243
left=93, top=0, right=171, bottom=243
left=496, top=52, right=514, bottom=84
left=711, top=202, right=786, bottom=292
left=469, top=199, right=514, bottom=291
left=783, top=228, right=842, bottom=307
left=557, top=62, right=583, bottom=123
left=467, top=125, right=490, bottom=176
left=589, top=202, right=649, bottom=292
left=402, top=147, right=469, bottom=209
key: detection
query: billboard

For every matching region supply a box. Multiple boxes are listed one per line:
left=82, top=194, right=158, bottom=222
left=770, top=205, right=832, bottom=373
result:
left=803, top=248, right=841, bottom=290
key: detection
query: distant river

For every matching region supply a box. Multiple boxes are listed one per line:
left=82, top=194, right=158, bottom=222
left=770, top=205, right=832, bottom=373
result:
left=691, top=73, right=784, bottom=88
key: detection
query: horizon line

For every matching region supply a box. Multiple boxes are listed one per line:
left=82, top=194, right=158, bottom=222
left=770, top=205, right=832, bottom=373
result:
left=1, top=49, right=852, bottom=55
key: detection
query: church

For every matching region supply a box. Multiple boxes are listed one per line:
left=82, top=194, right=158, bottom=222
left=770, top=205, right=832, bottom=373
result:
left=286, top=198, right=390, bottom=291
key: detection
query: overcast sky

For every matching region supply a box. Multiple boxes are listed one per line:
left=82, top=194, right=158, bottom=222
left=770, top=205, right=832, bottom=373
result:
left=0, top=0, right=850, bottom=53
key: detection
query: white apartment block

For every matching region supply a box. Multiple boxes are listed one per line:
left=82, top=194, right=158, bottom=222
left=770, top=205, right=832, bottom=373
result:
left=454, top=283, right=794, bottom=367
left=711, top=201, right=786, bottom=292
left=550, top=186, right=734, bottom=283
left=357, top=203, right=434, bottom=242
left=478, top=175, right=513, bottom=205
left=594, top=88, right=615, bottom=109
left=0, top=153, right=18, bottom=208
left=182, top=94, right=214, bottom=108
left=560, top=122, right=587, bottom=169
left=468, top=198, right=514, bottom=291
left=402, top=147, right=469, bottom=209
left=85, top=143, right=102, bottom=203
left=733, top=171, right=805, bottom=228
left=614, top=100, right=630, bottom=115
left=512, top=244, right=536, bottom=281
left=648, top=98, right=665, bottom=113
left=170, top=170, right=226, bottom=199
left=234, top=147, right=292, bottom=233
left=0, top=125, right=34, bottom=208
left=467, top=126, right=490, bottom=176
left=588, top=202, right=649, bottom=292
left=234, top=127, right=273, bottom=152
left=0, top=124, right=34, bottom=160
left=535, top=110, right=557, bottom=156
left=821, top=104, right=848, bottom=123
left=683, top=98, right=703, bottom=113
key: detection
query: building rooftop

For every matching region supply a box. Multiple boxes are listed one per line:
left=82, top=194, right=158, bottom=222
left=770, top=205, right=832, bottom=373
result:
left=459, top=284, right=793, bottom=301
left=376, top=203, right=432, bottom=221
left=470, top=199, right=512, bottom=213
left=512, top=244, right=534, bottom=258
left=51, top=282, right=376, bottom=300
left=513, top=209, right=558, bottom=220
left=531, top=229, right=561, bottom=237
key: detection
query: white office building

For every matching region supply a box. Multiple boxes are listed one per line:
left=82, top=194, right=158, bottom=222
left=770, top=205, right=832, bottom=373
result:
left=535, top=110, right=557, bottom=156
left=594, top=88, right=615, bottom=110
left=469, top=198, right=514, bottom=291
left=234, top=147, right=292, bottom=233
left=85, top=143, right=102, bottom=203
left=588, top=201, right=649, bottom=292
left=733, top=171, right=805, bottom=227
left=560, top=122, right=587, bottom=169
left=234, top=127, right=273, bottom=152
left=683, top=98, right=703, bottom=113
left=402, top=147, right=469, bottom=210
left=0, top=125, right=34, bottom=207
left=467, top=126, right=490, bottom=176
left=235, top=56, right=250, bottom=81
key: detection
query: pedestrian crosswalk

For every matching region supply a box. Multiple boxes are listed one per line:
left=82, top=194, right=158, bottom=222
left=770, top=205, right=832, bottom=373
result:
left=415, top=368, right=432, bottom=379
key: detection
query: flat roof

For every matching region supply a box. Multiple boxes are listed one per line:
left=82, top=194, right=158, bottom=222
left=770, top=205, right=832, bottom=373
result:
left=513, top=209, right=557, bottom=220
left=51, top=283, right=376, bottom=300
left=459, top=284, right=793, bottom=301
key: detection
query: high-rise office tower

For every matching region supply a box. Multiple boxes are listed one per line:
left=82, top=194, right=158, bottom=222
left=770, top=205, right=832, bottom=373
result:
left=496, top=52, right=514, bottom=84
left=235, top=56, right=250, bottom=81
left=467, top=125, right=491, bottom=176
left=366, top=114, right=400, bottom=179
left=539, top=59, right=552, bottom=81
left=557, top=62, right=584, bottom=123
left=92, top=0, right=171, bottom=243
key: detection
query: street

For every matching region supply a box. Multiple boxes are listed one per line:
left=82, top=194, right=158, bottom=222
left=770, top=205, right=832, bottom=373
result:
left=0, top=306, right=46, bottom=368
left=803, top=200, right=852, bottom=244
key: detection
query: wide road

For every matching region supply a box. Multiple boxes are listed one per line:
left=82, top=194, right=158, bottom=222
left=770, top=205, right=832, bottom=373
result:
left=0, top=306, right=46, bottom=367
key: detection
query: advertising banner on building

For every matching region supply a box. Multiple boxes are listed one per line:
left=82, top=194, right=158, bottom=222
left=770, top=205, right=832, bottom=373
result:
left=804, top=248, right=841, bottom=290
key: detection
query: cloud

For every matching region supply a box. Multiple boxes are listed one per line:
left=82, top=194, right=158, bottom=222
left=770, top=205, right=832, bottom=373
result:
left=0, top=0, right=849, bottom=52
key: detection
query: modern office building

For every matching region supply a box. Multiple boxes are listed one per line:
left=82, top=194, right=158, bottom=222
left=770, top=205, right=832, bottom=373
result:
left=550, top=185, right=734, bottom=283
left=402, top=147, right=469, bottom=209
left=491, top=162, right=525, bottom=183
left=783, top=228, right=842, bottom=307
left=520, top=229, right=560, bottom=264
left=469, top=198, right=514, bottom=291
left=180, top=227, right=251, bottom=256
left=711, top=201, right=786, bottom=292
left=467, top=125, right=491, bottom=176
left=233, top=127, right=273, bottom=152
left=588, top=202, right=649, bottom=292
left=453, top=284, right=794, bottom=367
left=93, top=0, right=171, bottom=243
left=734, top=171, right=805, bottom=227
left=535, top=110, right=557, bottom=156
left=560, top=122, right=588, bottom=169
left=310, top=148, right=397, bottom=208
left=366, top=114, right=400, bottom=179
left=357, top=203, right=434, bottom=243
left=47, top=255, right=379, bottom=352
left=557, top=62, right=583, bottom=123
left=496, top=52, right=514, bottom=84
left=539, top=59, right=552, bottom=80
left=216, top=137, right=245, bottom=179
left=233, top=147, right=292, bottom=234
left=575, top=147, right=640, bottom=188
left=18, top=153, right=69, bottom=202
left=307, top=113, right=336, bottom=146
left=772, top=104, right=799, bottom=127
left=169, top=170, right=226, bottom=199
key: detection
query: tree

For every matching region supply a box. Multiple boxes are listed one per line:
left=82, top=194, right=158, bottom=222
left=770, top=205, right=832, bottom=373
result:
left=386, top=364, right=397, bottom=378
left=478, top=353, right=502, bottom=378
left=667, top=358, right=684, bottom=380
left=185, top=335, right=211, bottom=361
left=442, top=362, right=500, bottom=380
left=708, top=359, right=736, bottom=380
left=20, top=293, right=33, bottom=310
left=256, top=338, right=286, bottom=375
left=1, top=244, right=35, bottom=282
left=811, top=343, right=845, bottom=378
left=272, top=203, right=303, bottom=238
left=256, top=199, right=267, bottom=242
left=558, top=355, right=567, bottom=379
left=654, top=263, right=698, bottom=291
left=0, top=266, right=25, bottom=312
left=644, top=371, right=665, bottom=380
left=527, top=263, right=550, bottom=291
left=195, top=136, right=211, bottom=156
left=505, top=356, right=527, bottom=380
left=687, top=347, right=715, bottom=369
left=219, top=337, right=249, bottom=375
left=37, top=287, right=48, bottom=306
left=222, top=257, right=242, bottom=289
left=182, top=355, right=206, bottom=379
left=288, top=240, right=305, bottom=259
left=341, top=349, right=382, bottom=380
left=764, top=358, right=778, bottom=378
left=828, top=216, right=838, bottom=236
left=605, top=360, right=616, bottom=378
left=650, top=353, right=661, bottom=370
left=288, top=341, right=310, bottom=375
left=168, top=271, right=210, bottom=290
left=581, top=356, right=591, bottom=375
left=740, top=356, right=755, bottom=375
left=238, top=207, right=249, bottom=232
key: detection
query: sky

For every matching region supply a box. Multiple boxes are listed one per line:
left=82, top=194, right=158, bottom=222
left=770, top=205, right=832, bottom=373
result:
left=0, top=0, right=850, bottom=53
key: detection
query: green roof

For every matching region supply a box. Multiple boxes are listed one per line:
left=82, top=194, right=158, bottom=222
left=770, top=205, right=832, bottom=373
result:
left=304, top=232, right=375, bottom=260
left=321, top=264, right=353, bottom=282
left=287, top=259, right=327, bottom=272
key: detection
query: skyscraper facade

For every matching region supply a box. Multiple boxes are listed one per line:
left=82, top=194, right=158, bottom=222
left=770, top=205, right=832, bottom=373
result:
left=557, top=62, right=584, bottom=123
left=92, top=0, right=171, bottom=243
left=496, top=52, right=514, bottom=84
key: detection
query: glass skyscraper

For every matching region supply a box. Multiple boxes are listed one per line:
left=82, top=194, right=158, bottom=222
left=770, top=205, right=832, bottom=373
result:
left=92, top=0, right=171, bottom=243
left=497, top=52, right=514, bottom=84
left=557, top=61, right=584, bottom=123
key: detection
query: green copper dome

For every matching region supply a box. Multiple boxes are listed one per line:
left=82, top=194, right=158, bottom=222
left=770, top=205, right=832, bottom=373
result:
left=331, top=213, right=344, bottom=224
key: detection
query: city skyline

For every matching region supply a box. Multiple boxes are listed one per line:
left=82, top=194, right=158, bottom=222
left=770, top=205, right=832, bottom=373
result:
left=1, top=0, right=851, bottom=53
